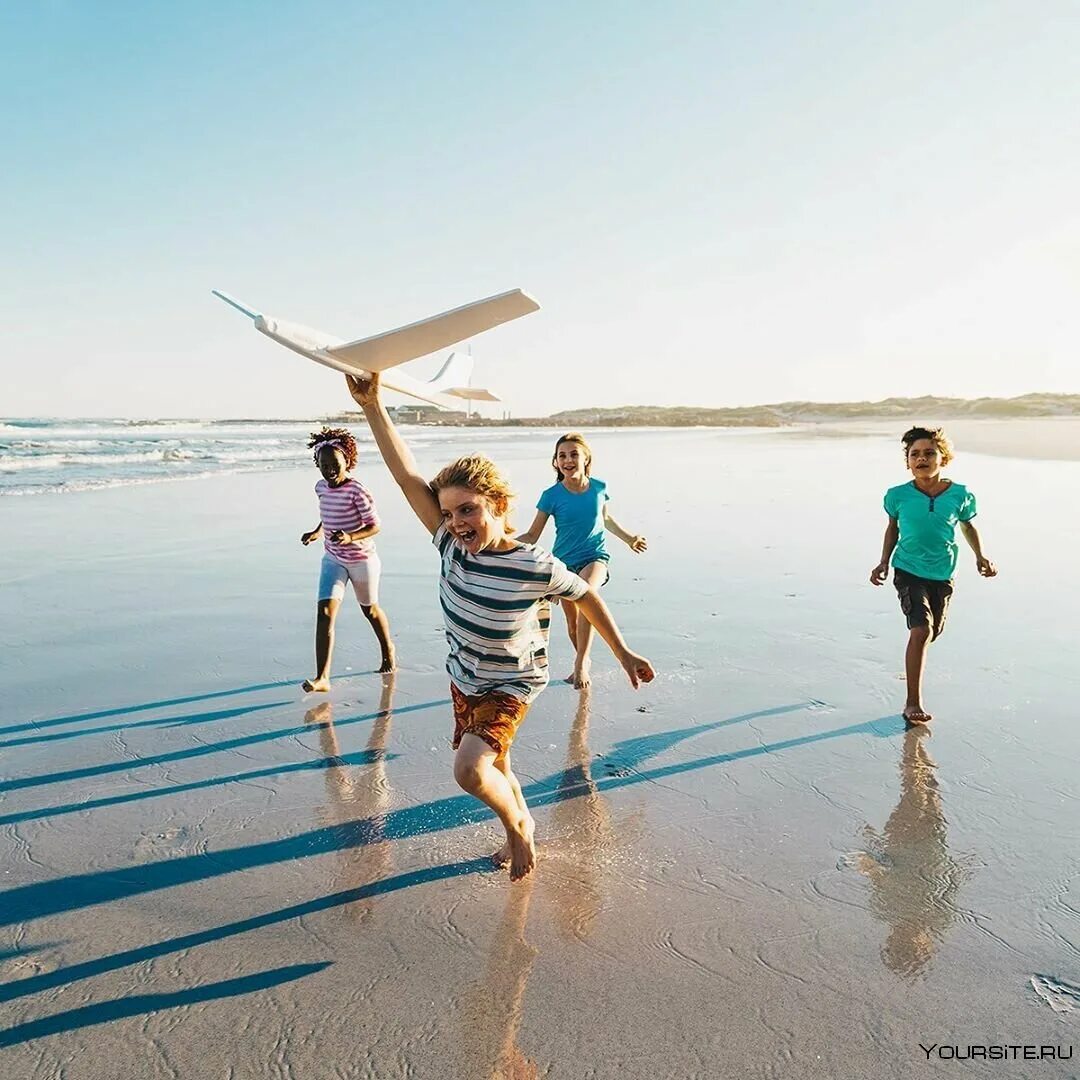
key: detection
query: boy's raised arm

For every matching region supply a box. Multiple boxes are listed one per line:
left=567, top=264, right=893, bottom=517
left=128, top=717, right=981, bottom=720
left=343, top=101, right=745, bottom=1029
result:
left=346, top=374, right=443, bottom=536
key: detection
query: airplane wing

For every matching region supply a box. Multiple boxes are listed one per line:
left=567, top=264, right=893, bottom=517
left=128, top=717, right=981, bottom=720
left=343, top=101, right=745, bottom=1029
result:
left=323, top=289, right=539, bottom=373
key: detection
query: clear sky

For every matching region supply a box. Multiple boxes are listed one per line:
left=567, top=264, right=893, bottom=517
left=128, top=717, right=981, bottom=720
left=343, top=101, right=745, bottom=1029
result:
left=2, top=1, right=1077, bottom=418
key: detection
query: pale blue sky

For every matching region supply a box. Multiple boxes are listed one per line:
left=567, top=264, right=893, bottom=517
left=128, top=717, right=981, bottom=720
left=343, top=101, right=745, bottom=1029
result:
left=2, top=1, right=1077, bottom=418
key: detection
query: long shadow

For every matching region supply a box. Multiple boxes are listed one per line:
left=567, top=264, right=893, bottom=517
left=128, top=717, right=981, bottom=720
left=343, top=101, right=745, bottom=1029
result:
left=0, top=710, right=902, bottom=927
left=0, top=701, right=288, bottom=751
left=583, top=702, right=809, bottom=784
left=0, top=749, right=398, bottom=828
left=0, top=678, right=305, bottom=737
left=0, top=698, right=448, bottom=795
left=0, top=859, right=490, bottom=1005
left=0, top=963, right=330, bottom=1047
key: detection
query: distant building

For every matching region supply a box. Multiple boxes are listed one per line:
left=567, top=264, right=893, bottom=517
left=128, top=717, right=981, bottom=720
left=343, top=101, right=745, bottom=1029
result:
left=387, top=404, right=468, bottom=424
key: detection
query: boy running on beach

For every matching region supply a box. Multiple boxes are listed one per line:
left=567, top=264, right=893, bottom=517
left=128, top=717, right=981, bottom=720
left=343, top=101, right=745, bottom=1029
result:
left=345, top=374, right=655, bottom=881
left=870, top=426, right=997, bottom=724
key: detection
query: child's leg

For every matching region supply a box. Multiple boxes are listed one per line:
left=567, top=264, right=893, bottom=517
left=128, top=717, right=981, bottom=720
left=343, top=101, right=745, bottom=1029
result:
left=350, top=557, right=396, bottom=673
left=454, top=734, right=536, bottom=881
left=361, top=605, right=395, bottom=672
left=904, top=626, right=932, bottom=722
left=303, top=597, right=342, bottom=693
left=894, top=570, right=935, bottom=723
left=561, top=600, right=579, bottom=652
left=490, top=750, right=533, bottom=868
left=567, top=561, right=610, bottom=689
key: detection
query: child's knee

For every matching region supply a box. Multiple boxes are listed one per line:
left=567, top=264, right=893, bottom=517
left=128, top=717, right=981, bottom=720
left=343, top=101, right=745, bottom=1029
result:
left=361, top=603, right=381, bottom=621
left=909, top=624, right=931, bottom=644
left=317, top=600, right=337, bottom=621
left=453, top=757, right=483, bottom=792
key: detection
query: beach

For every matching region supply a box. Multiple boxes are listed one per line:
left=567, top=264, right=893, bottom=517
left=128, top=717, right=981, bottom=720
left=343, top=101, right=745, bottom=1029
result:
left=2, top=423, right=1078, bottom=1078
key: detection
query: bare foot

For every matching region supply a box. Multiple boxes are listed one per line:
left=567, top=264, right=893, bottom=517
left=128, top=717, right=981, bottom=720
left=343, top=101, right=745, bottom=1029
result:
left=508, top=818, right=537, bottom=882
left=302, top=676, right=331, bottom=693
left=572, top=659, right=592, bottom=690
left=492, top=840, right=512, bottom=868
left=377, top=652, right=396, bottom=675
left=903, top=704, right=932, bottom=725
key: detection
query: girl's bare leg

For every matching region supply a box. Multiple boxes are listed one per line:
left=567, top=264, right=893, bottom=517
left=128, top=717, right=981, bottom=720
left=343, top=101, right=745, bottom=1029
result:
left=903, top=625, right=932, bottom=723
left=361, top=603, right=396, bottom=673
left=454, top=734, right=536, bottom=881
left=569, top=562, right=609, bottom=689
left=303, top=598, right=341, bottom=692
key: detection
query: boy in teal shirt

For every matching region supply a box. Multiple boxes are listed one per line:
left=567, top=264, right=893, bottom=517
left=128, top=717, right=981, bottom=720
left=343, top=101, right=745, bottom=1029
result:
left=870, top=426, right=997, bottom=724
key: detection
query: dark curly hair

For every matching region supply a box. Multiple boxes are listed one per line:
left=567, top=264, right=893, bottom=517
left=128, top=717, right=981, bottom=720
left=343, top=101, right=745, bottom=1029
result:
left=901, top=426, right=954, bottom=466
left=307, top=426, right=358, bottom=470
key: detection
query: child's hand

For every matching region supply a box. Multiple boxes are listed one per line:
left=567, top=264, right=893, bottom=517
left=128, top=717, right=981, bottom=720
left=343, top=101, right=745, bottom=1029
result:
left=628, top=534, right=648, bottom=553
left=869, top=562, right=889, bottom=586
left=301, top=530, right=319, bottom=546
left=619, top=649, right=655, bottom=689
left=345, top=372, right=381, bottom=407
left=977, top=556, right=998, bottom=578
left=329, top=529, right=352, bottom=545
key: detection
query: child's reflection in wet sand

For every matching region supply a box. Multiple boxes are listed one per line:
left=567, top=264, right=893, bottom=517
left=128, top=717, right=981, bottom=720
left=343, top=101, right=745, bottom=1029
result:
left=857, top=726, right=973, bottom=976
left=305, top=673, right=396, bottom=924
left=547, top=687, right=627, bottom=940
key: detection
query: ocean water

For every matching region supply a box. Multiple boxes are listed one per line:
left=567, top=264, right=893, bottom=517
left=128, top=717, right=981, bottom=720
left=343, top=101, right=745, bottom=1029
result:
left=0, top=418, right=581, bottom=497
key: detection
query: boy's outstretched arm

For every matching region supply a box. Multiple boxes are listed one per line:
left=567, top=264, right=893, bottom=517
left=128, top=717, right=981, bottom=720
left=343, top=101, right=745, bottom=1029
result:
left=960, top=521, right=997, bottom=577
left=345, top=374, right=442, bottom=536
left=517, top=510, right=550, bottom=545
left=870, top=517, right=898, bottom=585
left=569, top=589, right=655, bottom=688
left=603, top=505, right=647, bottom=552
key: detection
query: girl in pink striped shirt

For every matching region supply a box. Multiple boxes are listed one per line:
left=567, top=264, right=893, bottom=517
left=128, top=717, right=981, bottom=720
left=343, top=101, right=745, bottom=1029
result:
left=301, top=427, right=395, bottom=690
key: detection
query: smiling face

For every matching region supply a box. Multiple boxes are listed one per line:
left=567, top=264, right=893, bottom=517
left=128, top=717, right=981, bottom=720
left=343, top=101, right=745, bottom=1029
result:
left=905, top=438, right=942, bottom=480
left=317, top=444, right=348, bottom=484
left=438, top=485, right=507, bottom=553
left=555, top=439, right=589, bottom=482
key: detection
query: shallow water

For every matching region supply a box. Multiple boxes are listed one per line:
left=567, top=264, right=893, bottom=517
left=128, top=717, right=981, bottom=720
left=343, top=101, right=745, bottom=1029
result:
left=1, top=427, right=1077, bottom=1078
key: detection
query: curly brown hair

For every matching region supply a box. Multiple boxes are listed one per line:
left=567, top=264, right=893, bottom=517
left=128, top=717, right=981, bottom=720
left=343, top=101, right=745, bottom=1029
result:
left=901, top=426, right=954, bottom=467
left=552, top=432, right=592, bottom=482
left=307, top=426, right=358, bottom=471
left=429, top=455, right=515, bottom=530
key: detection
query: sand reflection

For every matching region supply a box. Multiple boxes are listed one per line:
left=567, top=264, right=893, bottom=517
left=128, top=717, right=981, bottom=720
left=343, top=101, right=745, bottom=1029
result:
left=857, top=727, right=971, bottom=977
left=547, top=687, right=623, bottom=941
left=305, top=673, right=396, bottom=924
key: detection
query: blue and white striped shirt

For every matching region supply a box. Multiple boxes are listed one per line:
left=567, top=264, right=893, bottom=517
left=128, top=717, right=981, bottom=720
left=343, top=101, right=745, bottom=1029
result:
left=433, top=523, right=589, bottom=701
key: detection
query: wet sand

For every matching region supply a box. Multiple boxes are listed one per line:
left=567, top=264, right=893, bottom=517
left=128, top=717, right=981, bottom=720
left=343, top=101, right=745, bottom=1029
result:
left=2, top=427, right=1078, bottom=1078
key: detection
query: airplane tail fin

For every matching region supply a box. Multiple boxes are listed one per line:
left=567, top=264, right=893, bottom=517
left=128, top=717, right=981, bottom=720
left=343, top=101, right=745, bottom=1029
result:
left=212, top=290, right=261, bottom=320
left=425, top=353, right=501, bottom=403
left=426, top=352, right=474, bottom=392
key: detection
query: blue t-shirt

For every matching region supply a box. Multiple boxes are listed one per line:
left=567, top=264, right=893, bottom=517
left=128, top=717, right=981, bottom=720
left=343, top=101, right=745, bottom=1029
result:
left=884, top=480, right=977, bottom=581
left=537, top=478, right=609, bottom=569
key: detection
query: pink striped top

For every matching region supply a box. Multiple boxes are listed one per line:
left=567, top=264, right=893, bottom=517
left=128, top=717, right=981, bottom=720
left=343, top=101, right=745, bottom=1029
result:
left=315, top=478, right=379, bottom=562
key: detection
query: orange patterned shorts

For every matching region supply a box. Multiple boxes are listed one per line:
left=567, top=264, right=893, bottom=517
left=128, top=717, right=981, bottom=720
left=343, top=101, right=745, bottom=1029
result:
left=450, top=683, right=530, bottom=758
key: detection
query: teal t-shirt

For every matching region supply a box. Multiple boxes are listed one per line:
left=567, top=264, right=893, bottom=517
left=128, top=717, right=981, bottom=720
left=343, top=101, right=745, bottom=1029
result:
left=537, top=478, right=609, bottom=569
left=884, top=480, right=977, bottom=581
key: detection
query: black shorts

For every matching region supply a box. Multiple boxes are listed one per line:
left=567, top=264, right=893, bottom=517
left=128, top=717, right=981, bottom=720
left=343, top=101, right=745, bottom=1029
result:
left=894, top=568, right=953, bottom=640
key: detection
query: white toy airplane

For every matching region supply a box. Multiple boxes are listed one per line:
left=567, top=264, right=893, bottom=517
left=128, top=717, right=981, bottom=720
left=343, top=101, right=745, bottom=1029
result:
left=212, top=288, right=539, bottom=409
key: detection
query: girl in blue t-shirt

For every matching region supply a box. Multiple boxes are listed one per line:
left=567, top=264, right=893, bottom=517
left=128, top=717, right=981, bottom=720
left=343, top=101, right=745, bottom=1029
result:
left=519, top=433, right=648, bottom=689
left=869, top=426, right=997, bottom=725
